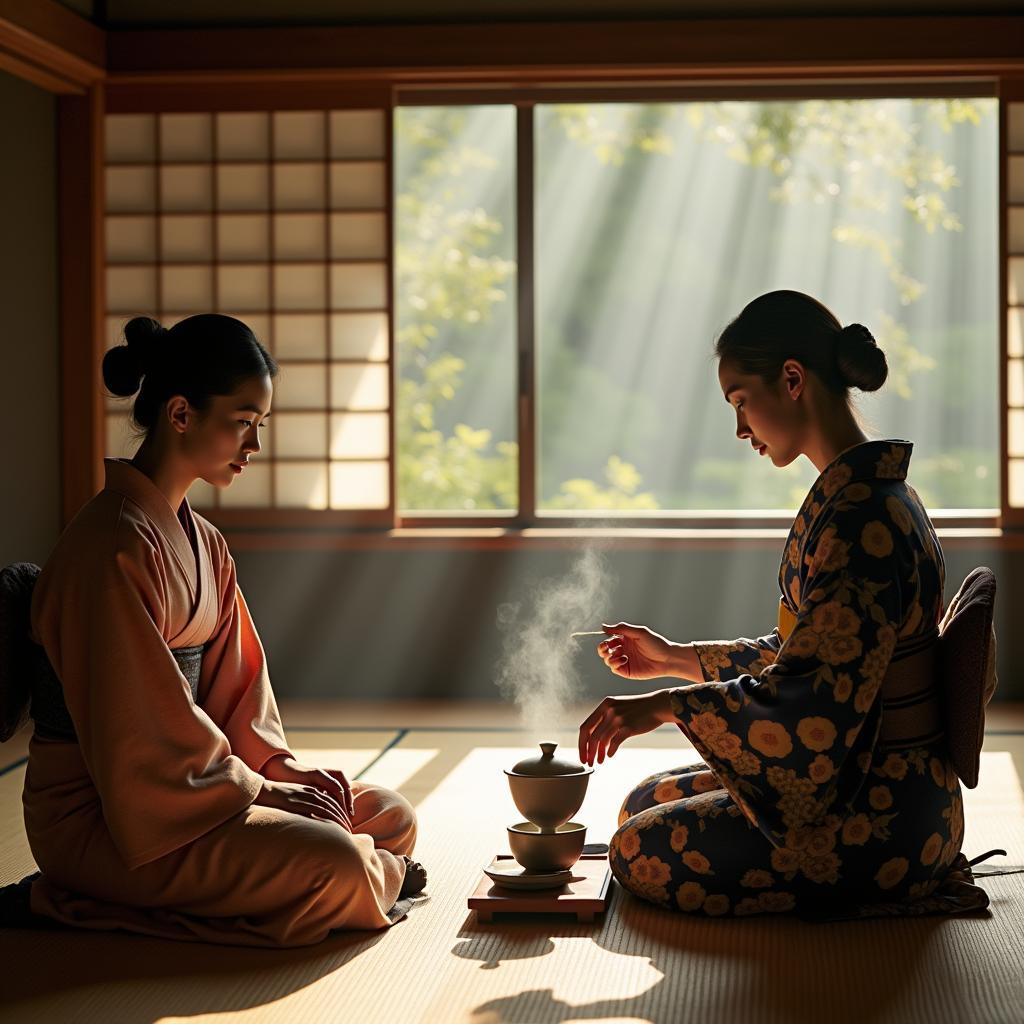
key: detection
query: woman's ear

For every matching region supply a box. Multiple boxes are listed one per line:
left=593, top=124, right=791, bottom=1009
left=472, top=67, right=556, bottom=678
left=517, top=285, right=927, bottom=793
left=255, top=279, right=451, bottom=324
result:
left=782, top=359, right=806, bottom=401
left=165, top=395, right=192, bottom=435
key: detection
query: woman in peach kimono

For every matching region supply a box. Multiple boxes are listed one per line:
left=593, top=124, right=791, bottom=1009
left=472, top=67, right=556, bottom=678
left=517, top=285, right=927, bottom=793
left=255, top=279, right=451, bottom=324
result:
left=15, top=314, right=424, bottom=947
left=578, top=290, right=984, bottom=920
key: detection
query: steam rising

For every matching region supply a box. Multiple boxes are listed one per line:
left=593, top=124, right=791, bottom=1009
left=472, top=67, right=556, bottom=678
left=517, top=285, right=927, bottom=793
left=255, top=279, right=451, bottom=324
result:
left=495, top=547, right=615, bottom=735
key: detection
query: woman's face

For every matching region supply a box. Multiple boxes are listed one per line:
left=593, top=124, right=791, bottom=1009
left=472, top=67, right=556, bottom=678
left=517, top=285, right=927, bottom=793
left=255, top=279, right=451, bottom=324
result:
left=717, top=358, right=805, bottom=467
left=183, top=374, right=274, bottom=488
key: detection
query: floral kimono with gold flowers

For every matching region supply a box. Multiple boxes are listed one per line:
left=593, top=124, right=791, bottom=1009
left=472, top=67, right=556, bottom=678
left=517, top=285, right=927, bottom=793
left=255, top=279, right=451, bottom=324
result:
left=609, top=440, right=968, bottom=919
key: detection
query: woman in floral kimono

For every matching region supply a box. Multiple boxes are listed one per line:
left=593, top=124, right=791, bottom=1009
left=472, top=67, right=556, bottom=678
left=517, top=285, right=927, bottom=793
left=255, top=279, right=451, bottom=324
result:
left=578, top=289, right=971, bottom=920
left=14, top=314, right=425, bottom=946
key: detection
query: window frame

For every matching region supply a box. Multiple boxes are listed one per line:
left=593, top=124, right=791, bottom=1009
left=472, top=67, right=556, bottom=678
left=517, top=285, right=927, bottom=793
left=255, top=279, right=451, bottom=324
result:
left=40, top=15, right=1021, bottom=539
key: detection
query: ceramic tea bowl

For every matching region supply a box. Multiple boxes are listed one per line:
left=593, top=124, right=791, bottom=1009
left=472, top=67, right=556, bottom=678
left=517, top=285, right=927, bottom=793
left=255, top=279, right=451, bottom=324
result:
left=504, top=741, right=593, bottom=833
left=507, top=821, right=587, bottom=871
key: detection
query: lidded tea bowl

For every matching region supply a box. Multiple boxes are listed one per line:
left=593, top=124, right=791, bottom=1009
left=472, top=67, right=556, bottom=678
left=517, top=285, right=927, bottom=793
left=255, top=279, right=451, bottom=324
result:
left=504, top=741, right=593, bottom=833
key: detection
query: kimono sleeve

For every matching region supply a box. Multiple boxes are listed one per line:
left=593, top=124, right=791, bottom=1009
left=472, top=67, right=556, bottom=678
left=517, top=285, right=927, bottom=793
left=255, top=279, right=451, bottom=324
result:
left=691, top=628, right=783, bottom=681
left=197, top=541, right=294, bottom=775
left=32, top=522, right=266, bottom=870
left=669, top=495, right=903, bottom=844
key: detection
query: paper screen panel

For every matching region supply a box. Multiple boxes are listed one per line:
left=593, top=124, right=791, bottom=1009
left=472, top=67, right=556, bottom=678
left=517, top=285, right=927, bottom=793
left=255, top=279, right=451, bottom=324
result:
left=106, top=216, right=156, bottom=263
left=1009, top=101, right=1024, bottom=508
left=329, top=462, right=389, bottom=508
left=275, top=364, right=327, bottom=409
left=331, top=364, right=389, bottom=410
left=330, top=212, right=386, bottom=259
left=161, top=265, right=213, bottom=311
left=106, top=114, right=156, bottom=163
left=160, top=114, right=212, bottom=162
left=160, top=215, right=212, bottom=262
left=274, top=111, right=325, bottom=160
left=275, top=213, right=326, bottom=260
left=331, top=313, right=389, bottom=361
left=216, top=112, right=269, bottom=160
left=106, top=166, right=156, bottom=213
left=330, top=413, right=389, bottom=459
left=329, top=110, right=385, bottom=158
left=218, top=214, right=270, bottom=260
left=274, top=313, right=327, bottom=358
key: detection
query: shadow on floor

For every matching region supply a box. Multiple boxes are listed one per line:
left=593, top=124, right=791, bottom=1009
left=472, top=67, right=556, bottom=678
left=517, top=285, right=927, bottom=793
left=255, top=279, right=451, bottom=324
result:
left=0, top=920, right=391, bottom=1022
left=450, top=885, right=988, bottom=1024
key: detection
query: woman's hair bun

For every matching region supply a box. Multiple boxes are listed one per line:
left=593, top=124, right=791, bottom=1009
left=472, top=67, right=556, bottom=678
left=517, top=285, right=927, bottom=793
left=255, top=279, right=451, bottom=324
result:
left=836, top=322, right=888, bottom=393
left=101, top=316, right=167, bottom=397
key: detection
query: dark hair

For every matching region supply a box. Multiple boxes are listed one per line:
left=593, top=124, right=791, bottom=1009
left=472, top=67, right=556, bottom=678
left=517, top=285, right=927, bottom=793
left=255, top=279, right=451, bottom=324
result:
left=715, top=290, right=888, bottom=395
left=102, top=314, right=278, bottom=435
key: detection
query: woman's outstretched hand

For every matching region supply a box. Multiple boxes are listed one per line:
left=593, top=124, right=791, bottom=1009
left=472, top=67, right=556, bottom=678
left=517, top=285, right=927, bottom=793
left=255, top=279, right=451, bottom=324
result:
left=578, top=690, right=675, bottom=766
left=256, top=755, right=354, bottom=830
left=597, top=622, right=678, bottom=680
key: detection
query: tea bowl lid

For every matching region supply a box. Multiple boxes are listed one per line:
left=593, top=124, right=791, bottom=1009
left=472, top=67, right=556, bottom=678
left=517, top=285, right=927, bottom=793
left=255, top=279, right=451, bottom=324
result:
left=507, top=741, right=590, bottom=777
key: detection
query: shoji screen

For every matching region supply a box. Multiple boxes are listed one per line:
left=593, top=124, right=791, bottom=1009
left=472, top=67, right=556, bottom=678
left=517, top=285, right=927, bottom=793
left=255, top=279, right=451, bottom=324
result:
left=103, top=109, right=391, bottom=515
left=1009, top=100, right=1024, bottom=516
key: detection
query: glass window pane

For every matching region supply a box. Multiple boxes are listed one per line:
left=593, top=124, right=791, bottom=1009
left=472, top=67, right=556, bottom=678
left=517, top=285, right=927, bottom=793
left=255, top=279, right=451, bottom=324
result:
left=159, top=113, right=212, bottom=162
left=330, top=110, right=385, bottom=158
left=531, top=98, right=997, bottom=512
left=220, top=462, right=272, bottom=507
left=273, top=163, right=325, bottom=211
left=275, top=412, right=327, bottom=457
left=217, top=214, right=269, bottom=260
left=330, top=212, right=386, bottom=259
left=330, top=412, right=389, bottom=458
left=218, top=265, right=269, bottom=310
left=275, top=363, right=326, bottom=409
left=329, top=461, right=388, bottom=509
left=274, top=213, right=326, bottom=260
left=274, top=263, right=326, bottom=310
left=106, top=215, right=156, bottom=262
left=106, top=114, right=156, bottom=163
left=216, top=113, right=269, bottom=160
left=106, top=166, right=156, bottom=213
left=331, top=312, right=388, bottom=361
left=273, top=111, right=325, bottom=160
left=160, top=165, right=213, bottom=212
left=161, top=266, right=213, bottom=311
left=331, top=364, right=389, bottom=410
left=273, top=313, right=327, bottom=358
left=394, top=105, right=517, bottom=512
left=217, top=165, right=270, bottom=211
left=161, top=215, right=212, bottom=262
left=330, top=161, right=385, bottom=209
left=107, top=266, right=156, bottom=312
left=275, top=461, right=328, bottom=508
left=330, top=263, right=386, bottom=309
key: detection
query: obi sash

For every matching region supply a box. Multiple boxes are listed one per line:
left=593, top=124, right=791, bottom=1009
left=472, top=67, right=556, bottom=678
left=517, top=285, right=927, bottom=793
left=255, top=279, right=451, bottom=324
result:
left=28, top=641, right=205, bottom=743
left=777, top=598, right=944, bottom=750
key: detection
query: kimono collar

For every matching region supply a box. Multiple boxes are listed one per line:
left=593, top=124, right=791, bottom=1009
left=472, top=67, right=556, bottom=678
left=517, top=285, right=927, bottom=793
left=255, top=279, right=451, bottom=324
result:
left=103, top=458, right=198, bottom=592
left=812, top=439, right=913, bottom=491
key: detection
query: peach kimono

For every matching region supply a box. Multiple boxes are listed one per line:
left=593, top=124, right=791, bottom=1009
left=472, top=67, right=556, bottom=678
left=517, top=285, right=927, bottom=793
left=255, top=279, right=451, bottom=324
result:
left=22, top=458, right=416, bottom=947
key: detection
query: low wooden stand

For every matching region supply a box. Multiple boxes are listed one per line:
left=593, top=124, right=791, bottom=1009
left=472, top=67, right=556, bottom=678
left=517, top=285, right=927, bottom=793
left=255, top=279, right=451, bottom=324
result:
left=468, top=854, right=613, bottom=923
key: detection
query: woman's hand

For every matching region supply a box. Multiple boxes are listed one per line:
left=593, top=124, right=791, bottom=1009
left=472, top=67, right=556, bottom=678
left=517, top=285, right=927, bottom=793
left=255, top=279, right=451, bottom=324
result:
left=253, top=778, right=354, bottom=830
left=597, top=622, right=680, bottom=680
left=258, top=755, right=354, bottom=827
left=578, top=690, right=675, bottom=766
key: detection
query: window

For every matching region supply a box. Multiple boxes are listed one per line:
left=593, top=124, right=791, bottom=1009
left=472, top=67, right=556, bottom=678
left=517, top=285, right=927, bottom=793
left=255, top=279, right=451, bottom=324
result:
left=101, top=92, right=1004, bottom=526
left=399, top=97, right=999, bottom=518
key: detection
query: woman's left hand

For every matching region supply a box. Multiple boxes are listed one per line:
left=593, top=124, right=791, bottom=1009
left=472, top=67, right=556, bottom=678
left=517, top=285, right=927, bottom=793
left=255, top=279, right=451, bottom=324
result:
left=578, top=690, right=675, bottom=766
left=262, top=755, right=355, bottom=821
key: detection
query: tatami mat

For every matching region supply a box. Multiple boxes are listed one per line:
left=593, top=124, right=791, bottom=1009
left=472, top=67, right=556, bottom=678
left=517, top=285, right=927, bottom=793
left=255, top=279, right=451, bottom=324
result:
left=0, top=725, right=1022, bottom=1024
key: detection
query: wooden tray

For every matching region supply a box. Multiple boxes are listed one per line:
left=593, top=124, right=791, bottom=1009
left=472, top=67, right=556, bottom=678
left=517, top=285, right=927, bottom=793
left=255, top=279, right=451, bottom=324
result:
left=468, top=854, right=612, bottom=922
